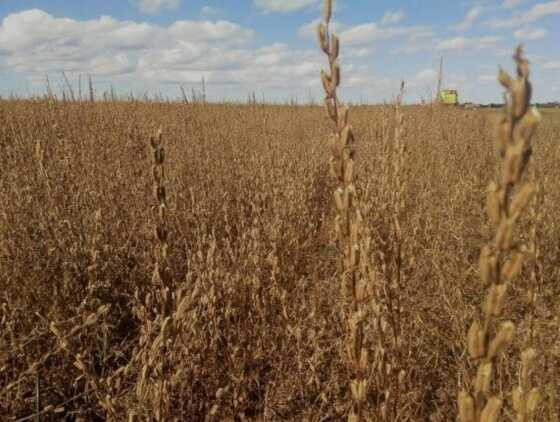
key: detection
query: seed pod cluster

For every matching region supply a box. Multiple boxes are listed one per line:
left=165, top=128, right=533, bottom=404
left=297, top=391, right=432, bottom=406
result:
left=318, top=1, right=371, bottom=420
left=460, top=46, right=540, bottom=422
left=150, top=128, right=171, bottom=315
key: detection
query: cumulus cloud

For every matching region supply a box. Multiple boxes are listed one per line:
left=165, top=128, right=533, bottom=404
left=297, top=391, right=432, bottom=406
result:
left=131, top=0, right=180, bottom=15
left=340, top=22, right=432, bottom=45
left=141, top=42, right=322, bottom=87
left=381, top=11, right=405, bottom=26
left=502, top=0, right=523, bottom=8
left=0, top=5, right=549, bottom=103
left=478, top=74, right=497, bottom=83
left=415, top=68, right=437, bottom=84
left=0, top=9, right=253, bottom=79
left=201, top=6, right=222, bottom=16
left=450, top=6, right=483, bottom=32
left=542, top=60, right=560, bottom=70
left=513, top=27, right=547, bottom=40
left=389, top=27, right=437, bottom=54
left=0, top=9, right=332, bottom=96
left=488, top=1, right=560, bottom=28
left=168, top=20, right=253, bottom=43
left=344, top=47, right=375, bottom=58
left=254, top=0, right=318, bottom=13
left=436, top=36, right=502, bottom=51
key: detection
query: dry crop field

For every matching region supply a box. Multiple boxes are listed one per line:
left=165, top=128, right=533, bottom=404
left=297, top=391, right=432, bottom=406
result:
left=1, top=4, right=560, bottom=422
left=1, top=98, right=559, bottom=421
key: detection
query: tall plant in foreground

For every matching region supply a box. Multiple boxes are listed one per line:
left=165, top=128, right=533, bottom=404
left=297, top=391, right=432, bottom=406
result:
left=133, top=127, right=174, bottom=420
left=459, top=46, right=541, bottom=422
left=318, top=1, right=370, bottom=420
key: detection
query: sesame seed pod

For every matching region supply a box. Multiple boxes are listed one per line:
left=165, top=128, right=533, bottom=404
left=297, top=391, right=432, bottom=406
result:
left=331, top=61, right=341, bottom=88
left=497, top=118, right=510, bottom=156
left=467, top=321, right=485, bottom=359
left=526, top=388, right=540, bottom=413
left=358, top=347, right=368, bottom=372
left=330, top=34, right=340, bottom=60
left=344, top=159, right=354, bottom=184
left=321, top=71, right=333, bottom=98
left=512, top=386, right=525, bottom=414
left=511, top=182, right=536, bottom=218
left=318, top=23, right=329, bottom=54
left=495, top=220, right=513, bottom=251
left=325, top=97, right=337, bottom=120
left=501, top=252, right=524, bottom=282
left=458, top=391, right=475, bottom=422
left=498, top=68, right=512, bottom=90
left=491, top=283, right=508, bottom=317
left=338, top=106, right=349, bottom=131
left=511, top=78, right=531, bottom=119
left=479, top=246, right=496, bottom=287
left=480, top=397, right=502, bottom=422
left=487, top=321, right=515, bottom=359
left=519, top=107, right=541, bottom=141
left=486, top=183, right=502, bottom=226
left=322, top=0, right=332, bottom=23
left=475, top=362, right=493, bottom=395
left=334, top=188, right=344, bottom=211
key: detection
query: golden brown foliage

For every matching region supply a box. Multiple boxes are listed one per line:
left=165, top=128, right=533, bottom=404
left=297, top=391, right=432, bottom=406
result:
left=0, top=98, right=559, bottom=420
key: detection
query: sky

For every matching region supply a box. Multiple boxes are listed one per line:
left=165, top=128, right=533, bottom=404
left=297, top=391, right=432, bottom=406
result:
left=0, top=0, right=559, bottom=104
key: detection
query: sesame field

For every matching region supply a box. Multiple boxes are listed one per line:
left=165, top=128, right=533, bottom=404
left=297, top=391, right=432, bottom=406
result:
left=1, top=97, right=559, bottom=420
left=1, top=0, right=560, bottom=419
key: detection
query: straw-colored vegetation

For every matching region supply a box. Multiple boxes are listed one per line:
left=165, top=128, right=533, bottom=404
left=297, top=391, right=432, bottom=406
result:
left=459, top=46, right=542, bottom=422
left=1, top=4, right=559, bottom=420
left=2, top=100, right=559, bottom=422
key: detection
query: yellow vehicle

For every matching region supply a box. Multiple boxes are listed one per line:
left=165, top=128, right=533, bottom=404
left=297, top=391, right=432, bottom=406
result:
left=438, top=89, right=459, bottom=106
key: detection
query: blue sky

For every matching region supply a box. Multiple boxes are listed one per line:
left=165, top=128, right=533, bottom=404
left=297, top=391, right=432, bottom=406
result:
left=0, top=0, right=558, bottom=103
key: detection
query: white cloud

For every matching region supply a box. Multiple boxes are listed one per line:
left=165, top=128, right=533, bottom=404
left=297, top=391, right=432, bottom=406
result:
left=131, top=0, right=180, bottom=14
left=254, top=0, right=318, bottom=13
left=89, top=54, right=136, bottom=76
left=0, top=9, right=253, bottom=79
left=451, top=6, right=483, bottom=32
left=415, top=68, right=437, bottom=84
left=502, top=0, right=523, bottom=8
left=408, top=29, right=434, bottom=42
left=169, top=20, right=253, bottom=43
left=201, top=6, right=222, bottom=16
left=303, top=12, right=430, bottom=55
left=146, top=43, right=324, bottom=89
left=0, top=9, right=333, bottom=98
left=340, top=22, right=432, bottom=45
left=392, top=44, right=430, bottom=54
left=381, top=10, right=405, bottom=26
left=514, top=27, right=547, bottom=40
left=542, top=60, right=560, bottom=70
left=344, top=73, right=391, bottom=90
left=488, top=1, right=560, bottom=28
left=298, top=18, right=344, bottom=39
left=436, top=36, right=502, bottom=51
left=1, top=6, right=550, bottom=104
left=0, top=10, right=160, bottom=53
left=478, top=74, right=497, bottom=83
left=390, top=28, right=437, bottom=55
left=344, top=47, right=375, bottom=58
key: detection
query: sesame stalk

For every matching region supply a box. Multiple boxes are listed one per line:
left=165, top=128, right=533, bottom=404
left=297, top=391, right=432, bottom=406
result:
left=150, top=127, right=172, bottom=317
left=459, top=46, right=541, bottom=422
left=318, top=1, right=369, bottom=420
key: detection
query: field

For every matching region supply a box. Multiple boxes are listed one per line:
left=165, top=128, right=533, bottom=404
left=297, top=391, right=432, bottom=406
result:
left=0, top=97, right=558, bottom=421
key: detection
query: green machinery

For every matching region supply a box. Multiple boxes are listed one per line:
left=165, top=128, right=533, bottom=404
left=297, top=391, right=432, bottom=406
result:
left=438, top=89, right=459, bottom=106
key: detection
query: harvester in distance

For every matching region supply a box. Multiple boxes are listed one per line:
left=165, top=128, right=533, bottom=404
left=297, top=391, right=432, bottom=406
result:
left=436, top=57, right=459, bottom=106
